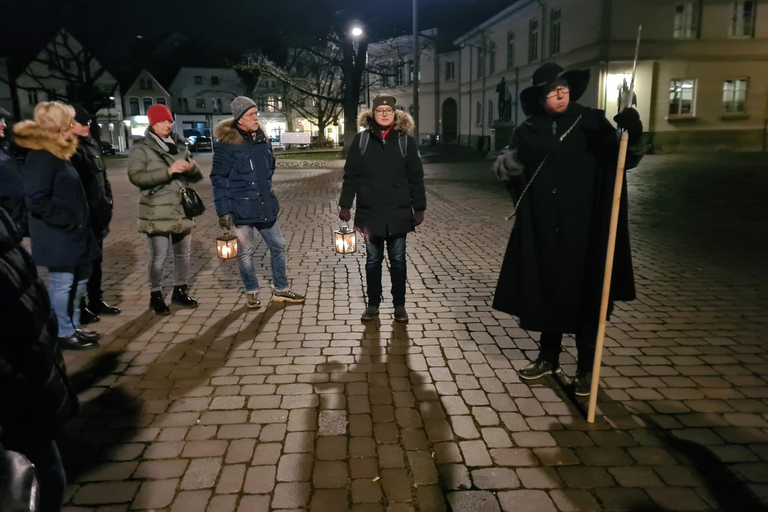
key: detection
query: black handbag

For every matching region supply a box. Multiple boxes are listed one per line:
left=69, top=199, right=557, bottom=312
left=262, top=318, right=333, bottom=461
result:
left=180, top=186, right=205, bottom=218
left=0, top=443, right=39, bottom=512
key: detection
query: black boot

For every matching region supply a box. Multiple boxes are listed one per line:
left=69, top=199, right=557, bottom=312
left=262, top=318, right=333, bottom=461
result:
left=150, top=291, right=170, bottom=315
left=59, top=334, right=98, bottom=351
left=90, top=296, right=121, bottom=316
left=171, top=285, right=198, bottom=307
left=80, top=298, right=100, bottom=324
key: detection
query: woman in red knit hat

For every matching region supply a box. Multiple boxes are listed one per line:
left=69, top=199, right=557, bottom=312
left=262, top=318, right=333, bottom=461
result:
left=127, top=104, right=203, bottom=315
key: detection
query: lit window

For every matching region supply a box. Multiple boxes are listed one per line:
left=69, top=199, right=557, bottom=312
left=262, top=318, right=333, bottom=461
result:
left=722, top=79, right=748, bottom=113
left=669, top=79, right=696, bottom=116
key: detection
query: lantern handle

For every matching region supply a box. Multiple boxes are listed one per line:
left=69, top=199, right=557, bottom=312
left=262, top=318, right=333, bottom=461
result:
left=339, top=221, right=352, bottom=232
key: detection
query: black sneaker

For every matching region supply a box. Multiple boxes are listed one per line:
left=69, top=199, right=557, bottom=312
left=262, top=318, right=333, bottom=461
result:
left=75, top=328, right=100, bottom=343
left=273, top=290, right=305, bottom=303
left=361, top=307, right=379, bottom=322
left=572, top=372, right=592, bottom=396
left=394, top=306, right=409, bottom=324
left=518, top=359, right=562, bottom=380
left=59, top=334, right=98, bottom=351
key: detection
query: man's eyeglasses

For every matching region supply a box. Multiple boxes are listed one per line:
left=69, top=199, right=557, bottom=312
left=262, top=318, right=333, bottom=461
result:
left=546, top=86, right=570, bottom=98
left=374, top=108, right=394, bottom=115
left=243, top=110, right=260, bottom=119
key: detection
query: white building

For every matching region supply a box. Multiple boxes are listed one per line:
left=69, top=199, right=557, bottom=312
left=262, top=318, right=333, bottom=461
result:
left=122, top=69, right=171, bottom=142
left=167, top=67, right=248, bottom=137
left=12, top=30, right=126, bottom=150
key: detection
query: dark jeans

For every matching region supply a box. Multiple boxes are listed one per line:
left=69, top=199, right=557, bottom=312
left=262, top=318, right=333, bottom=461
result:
left=3, top=436, right=65, bottom=512
left=539, top=324, right=598, bottom=373
left=365, top=234, right=407, bottom=308
left=87, top=237, right=103, bottom=302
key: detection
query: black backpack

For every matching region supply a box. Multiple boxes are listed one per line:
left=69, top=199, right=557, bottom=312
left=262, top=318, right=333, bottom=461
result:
left=359, top=131, right=408, bottom=158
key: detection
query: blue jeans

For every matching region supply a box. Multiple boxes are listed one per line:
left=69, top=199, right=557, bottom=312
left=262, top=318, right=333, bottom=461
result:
left=235, top=222, right=289, bottom=293
left=365, top=234, right=407, bottom=308
left=48, top=264, right=92, bottom=337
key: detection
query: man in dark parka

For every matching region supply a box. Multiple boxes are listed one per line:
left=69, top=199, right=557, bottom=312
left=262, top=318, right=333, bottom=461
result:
left=339, top=95, right=426, bottom=324
left=70, top=104, right=120, bottom=323
left=492, top=63, right=643, bottom=396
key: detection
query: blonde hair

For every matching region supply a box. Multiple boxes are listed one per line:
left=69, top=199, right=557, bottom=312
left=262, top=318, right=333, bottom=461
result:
left=33, top=101, right=75, bottom=133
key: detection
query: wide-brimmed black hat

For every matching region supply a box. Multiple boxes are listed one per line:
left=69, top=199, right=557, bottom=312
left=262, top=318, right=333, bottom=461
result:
left=520, top=62, right=590, bottom=115
left=71, top=103, right=93, bottom=125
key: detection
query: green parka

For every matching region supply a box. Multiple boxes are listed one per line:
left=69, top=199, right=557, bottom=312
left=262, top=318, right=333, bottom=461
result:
left=128, top=130, right=203, bottom=235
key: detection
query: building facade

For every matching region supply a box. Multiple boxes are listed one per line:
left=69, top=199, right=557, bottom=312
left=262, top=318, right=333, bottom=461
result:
left=167, top=67, right=248, bottom=138
left=123, top=70, right=171, bottom=142
left=452, top=0, right=768, bottom=152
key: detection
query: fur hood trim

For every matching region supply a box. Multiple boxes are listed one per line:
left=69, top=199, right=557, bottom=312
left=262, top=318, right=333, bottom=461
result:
left=214, top=118, right=264, bottom=145
left=357, top=110, right=414, bottom=134
left=13, top=120, right=78, bottom=160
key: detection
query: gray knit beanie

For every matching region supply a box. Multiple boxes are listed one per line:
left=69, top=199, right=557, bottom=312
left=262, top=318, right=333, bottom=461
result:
left=231, top=96, right=258, bottom=122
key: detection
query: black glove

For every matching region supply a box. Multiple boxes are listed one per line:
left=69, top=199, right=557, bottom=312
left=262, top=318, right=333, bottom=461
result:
left=219, top=214, right=234, bottom=230
left=339, top=208, right=351, bottom=222
left=613, top=108, right=643, bottom=145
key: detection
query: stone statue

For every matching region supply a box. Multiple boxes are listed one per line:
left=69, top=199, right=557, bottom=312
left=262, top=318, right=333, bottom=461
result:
left=496, top=77, right=513, bottom=122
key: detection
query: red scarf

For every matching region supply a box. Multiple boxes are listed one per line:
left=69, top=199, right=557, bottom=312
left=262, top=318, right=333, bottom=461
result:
left=380, top=125, right=393, bottom=140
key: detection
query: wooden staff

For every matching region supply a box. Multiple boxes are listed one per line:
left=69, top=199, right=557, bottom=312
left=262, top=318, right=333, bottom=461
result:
left=587, top=131, right=629, bottom=423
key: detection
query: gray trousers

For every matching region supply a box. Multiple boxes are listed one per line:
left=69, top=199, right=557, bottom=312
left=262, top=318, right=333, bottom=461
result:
left=147, top=233, right=191, bottom=292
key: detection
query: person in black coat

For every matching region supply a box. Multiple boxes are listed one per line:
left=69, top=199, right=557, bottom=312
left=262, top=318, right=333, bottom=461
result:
left=0, top=107, right=27, bottom=235
left=339, top=95, right=426, bottom=324
left=14, top=101, right=101, bottom=351
left=70, top=104, right=120, bottom=323
left=0, top=206, right=80, bottom=512
left=492, top=63, right=643, bottom=396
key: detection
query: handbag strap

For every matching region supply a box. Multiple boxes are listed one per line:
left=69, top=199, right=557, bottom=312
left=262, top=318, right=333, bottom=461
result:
left=506, top=114, right=582, bottom=220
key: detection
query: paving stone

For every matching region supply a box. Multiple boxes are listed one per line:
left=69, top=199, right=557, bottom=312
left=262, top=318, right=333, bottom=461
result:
left=319, top=410, right=348, bottom=436
left=548, top=489, right=601, bottom=512
left=310, top=489, right=350, bottom=512
left=460, top=440, right=493, bottom=467
left=471, top=468, right=520, bottom=489
left=646, top=487, right=709, bottom=510
left=351, top=479, right=382, bottom=503
left=516, top=467, right=563, bottom=489
left=608, top=466, right=665, bottom=487
left=170, top=490, right=211, bottom=512
left=272, top=482, right=311, bottom=509
left=558, top=467, right=615, bottom=488
left=381, top=468, right=412, bottom=502
left=314, top=460, right=349, bottom=488
left=130, top=479, right=178, bottom=509
left=593, top=488, right=657, bottom=511
left=180, top=457, right=222, bottom=490
left=72, top=482, right=140, bottom=505
left=350, top=457, right=379, bottom=479
left=236, top=494, right=270, bottom=512
left=317, top=436, right=348, bottom=460
left=447, top=491, right=501, bottom=512
left=277, top=453, right=313, bottom=481
left=243, top=465, right=276, bottom=494
left=440, top=464, right=472, bottom=490
left=497, top=490, right=557, bottom=512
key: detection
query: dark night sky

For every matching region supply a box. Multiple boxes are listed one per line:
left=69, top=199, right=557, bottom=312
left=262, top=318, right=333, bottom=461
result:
left=1, top=0, right=513, bottom=71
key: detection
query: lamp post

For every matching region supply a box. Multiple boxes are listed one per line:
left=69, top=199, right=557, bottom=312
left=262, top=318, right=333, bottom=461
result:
left=412, top=0, right=419, bottom=145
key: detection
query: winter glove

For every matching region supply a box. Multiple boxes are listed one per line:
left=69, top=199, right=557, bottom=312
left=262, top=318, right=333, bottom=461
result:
left=613, top=108, right=643, bottom=145
left=218, top=214, right=234, bottom=230
left=492, top=147, right=524, bottom=182
left=339, top=208, right=351, bottom=222
left=413, top=211, right=424, bottom=227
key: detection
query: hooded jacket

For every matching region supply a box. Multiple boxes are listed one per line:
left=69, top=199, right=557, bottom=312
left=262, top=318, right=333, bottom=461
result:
left=127, top=130, right=203, bottom=235
left=71, top=135, right=113, bottom=238
left=339, top=111, right=426, bottom=237
left=210, top=119, right=279, bottom=225
left=13, top=120, right=101, bottom=267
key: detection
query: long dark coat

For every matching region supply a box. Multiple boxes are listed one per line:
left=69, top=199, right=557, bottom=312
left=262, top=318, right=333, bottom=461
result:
left=493, top=103, right=641, bottom=334
left=210, top=120, right=280, bottom=225
left=13, top=121, right=101, bottom=268
left=339, top=111, right=426, bottom=237
left=71, top=135, right=113, bottom=238
left=0, top=144, right=27, bottom=235
left=0, top=208, right=79, bottom=439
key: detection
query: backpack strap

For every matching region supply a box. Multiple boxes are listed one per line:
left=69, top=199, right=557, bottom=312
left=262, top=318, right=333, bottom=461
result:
left=398, top=133, right=407, bottom=158
left=359, top=131, right=370, bottom=155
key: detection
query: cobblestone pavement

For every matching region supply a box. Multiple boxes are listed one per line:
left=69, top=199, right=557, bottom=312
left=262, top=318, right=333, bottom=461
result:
left=59, top=151, right=768, bottom=512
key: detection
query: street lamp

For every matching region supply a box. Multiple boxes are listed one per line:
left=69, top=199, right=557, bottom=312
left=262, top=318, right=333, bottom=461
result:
left=351, top=27, right=363, bottom=37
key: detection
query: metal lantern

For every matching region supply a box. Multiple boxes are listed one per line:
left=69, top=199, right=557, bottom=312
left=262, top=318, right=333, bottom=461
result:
left=334, top=223, right=357, bottom=254
left=216, top=233, right=238, bottom=259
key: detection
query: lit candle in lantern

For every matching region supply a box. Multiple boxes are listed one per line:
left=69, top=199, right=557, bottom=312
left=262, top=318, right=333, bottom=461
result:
left=216, top=234, right=238, bottom=259
left=334, top=224, right=357, bottom=254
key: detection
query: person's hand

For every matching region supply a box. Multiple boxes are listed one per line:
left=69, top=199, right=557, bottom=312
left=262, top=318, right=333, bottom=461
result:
left=218, top=214, right=234, bottom=230
left=614, top=108, right=643, bottom=144
left=413, top=211, right=424, bottom=227
left=168, top=159, right=190, bottom=175
left=339, top=208, right=351, bottom=222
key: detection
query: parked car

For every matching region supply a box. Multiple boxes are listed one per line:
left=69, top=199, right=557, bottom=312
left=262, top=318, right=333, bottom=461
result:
left=187, top=136, right=212, bottom=152
left=100, top=142, right=116, bottom=155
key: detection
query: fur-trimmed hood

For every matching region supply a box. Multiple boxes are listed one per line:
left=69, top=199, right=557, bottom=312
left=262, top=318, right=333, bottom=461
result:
left=214, top=118, right=266, bottom=145
left=357, top=110, right=414, bottom=134
left=13, top=121, right=78, bottom=161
